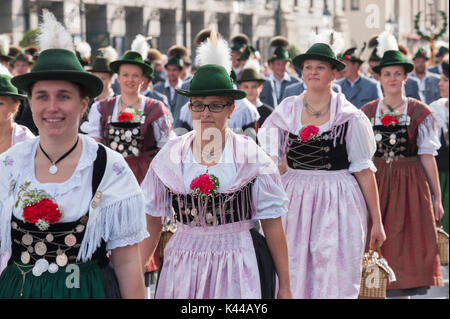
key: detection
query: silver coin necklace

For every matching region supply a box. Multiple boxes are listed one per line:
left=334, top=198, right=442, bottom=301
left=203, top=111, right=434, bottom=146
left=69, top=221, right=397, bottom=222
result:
left=39, top=137, right=79, bottom=175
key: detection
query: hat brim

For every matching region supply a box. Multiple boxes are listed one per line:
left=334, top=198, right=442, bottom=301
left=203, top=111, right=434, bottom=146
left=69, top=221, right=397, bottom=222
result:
left=11, top=70, right=104, bottom=98
left=109, top=60, right=153, bottom=77
left=293, top=54, right=346, bottom=71
left=0, top=92, right=28, bottom=100
left=236, top=78, right=266, bottom=85
left=372, top=62, right=414, bottom=74
left=175, top=88, right=247, bottom=100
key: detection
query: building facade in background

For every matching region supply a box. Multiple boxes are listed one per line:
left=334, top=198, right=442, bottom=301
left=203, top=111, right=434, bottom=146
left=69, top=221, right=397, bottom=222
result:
left=0, top=0, right=448, bottom=62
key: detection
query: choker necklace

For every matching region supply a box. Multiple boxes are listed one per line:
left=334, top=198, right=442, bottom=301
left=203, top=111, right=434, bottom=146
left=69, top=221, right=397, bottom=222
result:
left=39, top=137, right=79, bottom=175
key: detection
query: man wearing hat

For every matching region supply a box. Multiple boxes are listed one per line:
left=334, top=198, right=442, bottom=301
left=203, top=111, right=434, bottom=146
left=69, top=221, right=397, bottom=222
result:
left=230, top=33, right=250, bottom=79
left=410, top=48, right=441, bottom=104
left=336, top=46, right=382, bottom=109
left=154, top=45, right=189, bottom=125
left=429, top=46, right=449, bottom=75
left=260, top=36, right=300, bottom=108
left=12, top=53, right=33, bottom=76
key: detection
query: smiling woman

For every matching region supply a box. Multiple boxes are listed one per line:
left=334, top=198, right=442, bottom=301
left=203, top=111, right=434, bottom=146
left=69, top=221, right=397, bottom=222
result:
left=0, top=11, right=148, bottom=299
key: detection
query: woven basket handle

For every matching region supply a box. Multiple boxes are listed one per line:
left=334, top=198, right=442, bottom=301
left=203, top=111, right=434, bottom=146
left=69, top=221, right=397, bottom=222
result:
left=368, top=243, right=383, bottom=259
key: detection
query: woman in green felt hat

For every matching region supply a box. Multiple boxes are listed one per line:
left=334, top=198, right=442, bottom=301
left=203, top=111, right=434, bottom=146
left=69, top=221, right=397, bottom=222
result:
left=0, top=73, right=35, bottom=154
left=0, top=10, right=149, bottom=299
left=258, top=30, right=386, bottom=298
left=361, top=30, right=444, bottom=298
left=81, top=34, right=175, bottom=186
left=140, top=33, right=292, bottom=299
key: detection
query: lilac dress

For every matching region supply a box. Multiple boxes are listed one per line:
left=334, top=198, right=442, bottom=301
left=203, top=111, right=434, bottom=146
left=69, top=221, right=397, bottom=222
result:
left=141, top=130, right=288, bottom=298
left=258, top=92, right=377, bottom=298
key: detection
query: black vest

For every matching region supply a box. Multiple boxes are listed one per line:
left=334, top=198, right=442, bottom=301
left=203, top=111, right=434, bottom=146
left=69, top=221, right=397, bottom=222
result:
left=286, top=122, right=350, bottom=171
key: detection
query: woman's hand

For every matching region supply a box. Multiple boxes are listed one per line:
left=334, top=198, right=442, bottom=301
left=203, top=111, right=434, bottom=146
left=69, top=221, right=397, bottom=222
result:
left=433, top=196, right=445, bottom=221
left=277, top=285, right=293, bottom=299
left=369, top=221, right=386, bottom=251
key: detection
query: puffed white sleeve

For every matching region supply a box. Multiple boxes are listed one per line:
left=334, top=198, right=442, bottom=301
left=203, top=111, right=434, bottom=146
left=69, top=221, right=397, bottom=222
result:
left=152, top=114, right=177, bottom=149
left=251, top=170, right=289, bottom=220
left=347, top=113, right=377, bottom=173
left=140, top=166, right=171, bottom=218
left=417, top=113, right=441, bottom=156
left=80, top=101, right=103, bottom=139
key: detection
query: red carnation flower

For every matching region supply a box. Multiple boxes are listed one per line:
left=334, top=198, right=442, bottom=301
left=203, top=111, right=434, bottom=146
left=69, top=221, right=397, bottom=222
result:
left=190, top=174, right=215, bottom=195
left=118, top=112, right=134, bottom=122
left=344, top=54, right=351, bottom=60
left=381, top=115, right=399, bottom=126
left=299, top=125, right=320, bottom=143
left=23, top=198, right=62, bottom=226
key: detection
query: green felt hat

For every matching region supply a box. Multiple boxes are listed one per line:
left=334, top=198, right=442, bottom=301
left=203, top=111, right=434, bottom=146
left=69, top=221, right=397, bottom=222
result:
left=0, top=74, right=27, bottom=100
left=11, top=48, right=103, bottom=98
left=176, top=64, right=246, bottom=100
left=239, top=45, right=257, bottom=61
left=372, top=50, right=415, bottom=74
left=369, top=48, right=382, bottom=62
left=269, top=47, right=291, bottom=62
left=165, top=55, right=184, bottom=70
left=339, top=47, right=365, bottom=64
left=88, top=56, right=113, bottom=74
left=413, top=48, right=429, bottom=60
left=109, top=51, right=153, bottom=77
left=236, top=68, right=265, bottom=84
left=14, top=52, right=34, bottom=64
left=231, top=34, right=249, bottom=53
left=292, top=43, right=346, bottom=71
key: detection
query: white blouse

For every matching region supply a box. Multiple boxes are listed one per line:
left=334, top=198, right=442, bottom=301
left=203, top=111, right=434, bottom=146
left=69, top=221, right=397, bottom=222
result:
left=80, top=95, right=176, bottom=148
left=258, top=101, right=377, bottom=173
left=374, top=100, right=441, bottom=155
left=10, top=134, right=147, bottom=250
left=429, top=98, right=449, bottom=140
left=143, top=135, right=288, bottom=220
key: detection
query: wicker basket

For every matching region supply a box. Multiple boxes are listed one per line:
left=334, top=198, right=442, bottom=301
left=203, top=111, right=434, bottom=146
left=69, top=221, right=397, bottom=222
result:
left=159, top=229, right=175, bottom=258
left=358, top=248, right=390, bottom=299
left=437, top=225, right=449, bottom=266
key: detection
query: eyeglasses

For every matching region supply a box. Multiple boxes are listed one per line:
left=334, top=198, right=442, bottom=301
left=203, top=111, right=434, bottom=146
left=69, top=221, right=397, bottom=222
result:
left=189, top=101, right=232, bottom=113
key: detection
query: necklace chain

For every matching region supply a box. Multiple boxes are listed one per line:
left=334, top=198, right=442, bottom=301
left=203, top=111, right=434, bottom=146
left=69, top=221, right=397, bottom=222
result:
left=304, top=98, right=331, bottom=118
left=119, top=96, right=140, bottom=112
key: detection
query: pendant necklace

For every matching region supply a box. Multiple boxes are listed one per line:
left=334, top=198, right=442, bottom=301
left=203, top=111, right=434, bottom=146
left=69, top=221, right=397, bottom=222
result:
left=39, top=137, right=79, bottom=175
left=304, top=98, right=331, bottom=118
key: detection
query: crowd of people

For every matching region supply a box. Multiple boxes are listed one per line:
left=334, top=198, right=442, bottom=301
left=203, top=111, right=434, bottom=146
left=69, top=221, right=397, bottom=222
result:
left=0, top=10, right=448, bottom=299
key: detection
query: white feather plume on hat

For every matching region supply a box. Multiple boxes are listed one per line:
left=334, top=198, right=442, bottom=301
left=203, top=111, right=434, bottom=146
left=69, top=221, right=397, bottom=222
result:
left=308, top=29, right=345, bottom=55
left=0, top=34, right=10, bottom=56
left=75, top=41, right=91, bottom=60
left=131, top=34, right=149, bottom=59
left=38, top=9, right=74, bottom=52
left=376, top=28, right=398, bottom=58
left=243, top=57, right=261, bottom=74
left=0, top=64, right=12, bottom=76
left=195, top=32, right=232, bottom=74
left=100, top=46, right=119, bottom=62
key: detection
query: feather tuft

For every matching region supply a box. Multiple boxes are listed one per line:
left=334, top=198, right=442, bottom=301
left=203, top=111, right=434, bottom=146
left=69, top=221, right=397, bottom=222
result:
left=309, top=29, right=345, bottom=54
left=131, top=34, right=150, bottom=59
left=376, top=28, right=398, bottom=57
left=38, top=10, right=73, bottom=52
left=0, top=34, right=10, bottom=56
left=99, top=46, right=118, bottom=62
left=243, top=58, right=260, bottom=74
left=75, top=41, right=91, bottom=59
left=195, top=34, right=231, bottom=73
